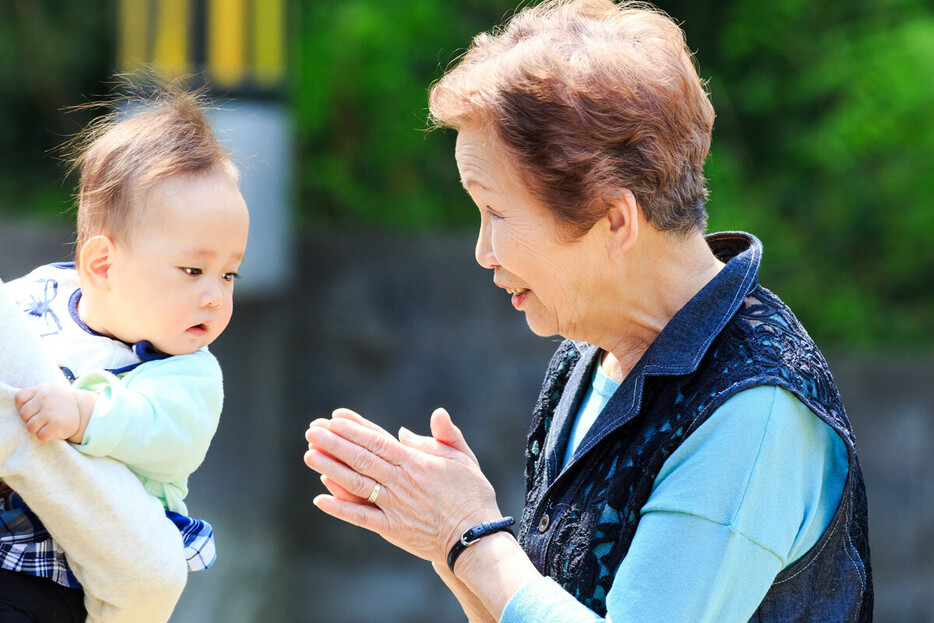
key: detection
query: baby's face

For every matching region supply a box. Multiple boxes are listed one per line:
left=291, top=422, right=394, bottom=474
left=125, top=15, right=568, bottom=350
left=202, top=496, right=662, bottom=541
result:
left=105, top=170, right=249, bottom=355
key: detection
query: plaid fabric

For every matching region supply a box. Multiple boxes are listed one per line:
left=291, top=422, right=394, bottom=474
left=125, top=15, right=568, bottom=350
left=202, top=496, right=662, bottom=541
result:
left=0, top=490, right=215, bottom=589
left=0, top=491, right=79, bottom=587
left=167, top=510, right=216, bottom=571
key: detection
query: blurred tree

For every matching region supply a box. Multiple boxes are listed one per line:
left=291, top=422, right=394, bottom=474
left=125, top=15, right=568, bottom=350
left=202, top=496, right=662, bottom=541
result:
left=0, top=0, right=931, bottom=349
left=291, top=0, right=934, bottom=349
left=664, top=0, right=934, bottom=348
left=292, top=0, right=511, bottom=230
left=0, top=0, right=115, bottom=218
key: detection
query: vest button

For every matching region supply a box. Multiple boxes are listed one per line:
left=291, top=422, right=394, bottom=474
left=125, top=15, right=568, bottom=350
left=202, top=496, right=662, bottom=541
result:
left=538, top=513, right=550, bottom=532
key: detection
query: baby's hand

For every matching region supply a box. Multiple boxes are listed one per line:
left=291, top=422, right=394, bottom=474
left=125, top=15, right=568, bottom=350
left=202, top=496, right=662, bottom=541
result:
left=15, top=384, right=82, bottom=442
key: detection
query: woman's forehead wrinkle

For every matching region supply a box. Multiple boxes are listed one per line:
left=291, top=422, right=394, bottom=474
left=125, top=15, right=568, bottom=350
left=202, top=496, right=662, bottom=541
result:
left=456, top=146, right=500, bottom=194
left=456, top=125, right=505, bottom=172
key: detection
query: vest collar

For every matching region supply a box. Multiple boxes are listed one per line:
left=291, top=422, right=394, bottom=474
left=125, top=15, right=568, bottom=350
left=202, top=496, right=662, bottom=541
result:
left=546, top=231, right=764, bottom=481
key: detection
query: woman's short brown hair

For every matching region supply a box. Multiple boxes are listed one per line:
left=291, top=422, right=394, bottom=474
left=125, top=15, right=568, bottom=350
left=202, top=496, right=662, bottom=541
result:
left=69, top=82, right=238, bottom=261
left=429, top=0, right=715, bottom=236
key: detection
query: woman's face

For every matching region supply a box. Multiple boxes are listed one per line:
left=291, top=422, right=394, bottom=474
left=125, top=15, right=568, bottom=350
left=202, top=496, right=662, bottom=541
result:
left=455, top=125, right=606, bottom=339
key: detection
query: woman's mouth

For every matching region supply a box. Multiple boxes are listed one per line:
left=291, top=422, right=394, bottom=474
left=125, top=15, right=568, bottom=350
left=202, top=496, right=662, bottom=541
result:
left=507, top=287, right=530, bottom=309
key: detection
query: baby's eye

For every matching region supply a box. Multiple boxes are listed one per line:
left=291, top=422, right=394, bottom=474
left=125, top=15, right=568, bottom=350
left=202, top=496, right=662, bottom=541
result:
left=181, top=267, right=202, bottom=277
left=222, top=272, right=240, bottom=282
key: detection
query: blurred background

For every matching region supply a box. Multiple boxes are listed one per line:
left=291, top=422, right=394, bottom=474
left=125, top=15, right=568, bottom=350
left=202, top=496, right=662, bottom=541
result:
left=0, top=0, right=932, bottom=621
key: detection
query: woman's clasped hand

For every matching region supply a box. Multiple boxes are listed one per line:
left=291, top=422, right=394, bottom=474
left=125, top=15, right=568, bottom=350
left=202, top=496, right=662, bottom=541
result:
left=304, top=407, right=503, bottom=564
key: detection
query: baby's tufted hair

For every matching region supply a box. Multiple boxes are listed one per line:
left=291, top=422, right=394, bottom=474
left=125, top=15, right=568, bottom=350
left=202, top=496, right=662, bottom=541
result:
left=67, top=78, right=238, bottom=262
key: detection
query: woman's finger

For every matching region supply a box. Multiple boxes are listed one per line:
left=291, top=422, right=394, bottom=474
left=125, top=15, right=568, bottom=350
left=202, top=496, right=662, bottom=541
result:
left=307, top=425, right=397, bottom=480
left=313, top=494, right=388, bottom=534
left=320, top=475, right=367, bottom=504
left=327, top=417, right=410, bottom=467
left=330, top=408, right=395, bottom=439
left=398, top=426, right=456, bottom=459
left=430, top=408, right=479, bottom=464
left=304, top=446, right=385, bottom=502
left=305, top=418, right=331, bottom=440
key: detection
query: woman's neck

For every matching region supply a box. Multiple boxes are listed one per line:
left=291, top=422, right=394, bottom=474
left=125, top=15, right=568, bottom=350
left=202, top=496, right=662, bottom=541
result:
left=596, top=230, right=724, bottom=383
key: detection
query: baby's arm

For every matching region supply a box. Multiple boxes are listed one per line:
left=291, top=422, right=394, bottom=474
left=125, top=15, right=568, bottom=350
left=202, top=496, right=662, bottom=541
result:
left=0, top=279, right=186, bottom=623
left=73, top=350, right=223, bottom=489
left=15, top=383, right=96, bottom=442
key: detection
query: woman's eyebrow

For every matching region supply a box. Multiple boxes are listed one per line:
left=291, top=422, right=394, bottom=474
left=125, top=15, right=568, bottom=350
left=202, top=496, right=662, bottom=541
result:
left=462, top=178, right=491, bottom=192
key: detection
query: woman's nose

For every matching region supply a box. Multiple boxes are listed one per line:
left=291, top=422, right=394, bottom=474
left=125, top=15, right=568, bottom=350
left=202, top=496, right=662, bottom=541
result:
left=474, top=218, right=497, bottom=269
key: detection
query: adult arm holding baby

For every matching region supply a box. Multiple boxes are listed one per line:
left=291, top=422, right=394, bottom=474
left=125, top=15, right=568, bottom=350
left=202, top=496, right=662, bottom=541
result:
left=0, top=282, right=188, bottom=623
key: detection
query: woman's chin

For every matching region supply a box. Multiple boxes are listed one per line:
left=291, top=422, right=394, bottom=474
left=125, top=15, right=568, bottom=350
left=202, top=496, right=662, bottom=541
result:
left=524, top=315, right=560, bottom=339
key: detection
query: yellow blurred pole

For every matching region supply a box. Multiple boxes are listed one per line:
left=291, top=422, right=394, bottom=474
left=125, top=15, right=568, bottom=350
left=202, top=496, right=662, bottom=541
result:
left=208, top=0, right=247, bottom=87
left=253, top=0, right=284, bottom=86
left=153, top=0, right=189, bottom=75
left=118, top=0, right=151, bottom=71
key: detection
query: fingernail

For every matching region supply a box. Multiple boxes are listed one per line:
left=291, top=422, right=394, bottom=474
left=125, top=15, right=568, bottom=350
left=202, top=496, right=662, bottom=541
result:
left=398, top=426, right=414, bottom=440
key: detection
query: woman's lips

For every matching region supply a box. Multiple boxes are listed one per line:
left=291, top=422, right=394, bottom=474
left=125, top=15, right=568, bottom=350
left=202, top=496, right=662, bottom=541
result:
left=495, top=282, right=530, bottom=310
left=511, top=290, right=529, bottom=309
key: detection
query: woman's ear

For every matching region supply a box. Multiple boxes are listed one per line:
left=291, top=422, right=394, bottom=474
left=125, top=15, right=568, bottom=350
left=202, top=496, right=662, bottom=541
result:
left=77, top=235, right=115, bottom=292
left=605, top=189, right=640, bottom=259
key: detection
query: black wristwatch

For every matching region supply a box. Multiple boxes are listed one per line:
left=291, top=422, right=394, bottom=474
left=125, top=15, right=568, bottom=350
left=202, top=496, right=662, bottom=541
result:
left=446, top=516, right=516, bottom=574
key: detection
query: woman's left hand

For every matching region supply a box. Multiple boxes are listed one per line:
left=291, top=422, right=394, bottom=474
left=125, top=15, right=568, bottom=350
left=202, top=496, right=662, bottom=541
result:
left=303, top=407, right=503, bottom=565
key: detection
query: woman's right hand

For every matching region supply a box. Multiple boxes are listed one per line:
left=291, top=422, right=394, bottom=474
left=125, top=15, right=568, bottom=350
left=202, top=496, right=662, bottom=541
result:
left=303, top=407, right=504, bottom=566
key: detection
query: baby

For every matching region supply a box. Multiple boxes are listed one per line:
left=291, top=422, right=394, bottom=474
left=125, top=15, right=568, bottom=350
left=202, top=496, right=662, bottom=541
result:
left=0, top=86, right=248, bottom=620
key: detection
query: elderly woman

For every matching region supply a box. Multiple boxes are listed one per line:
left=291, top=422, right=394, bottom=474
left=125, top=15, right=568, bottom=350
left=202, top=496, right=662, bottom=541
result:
left=303, top=1, right=872, bottom=621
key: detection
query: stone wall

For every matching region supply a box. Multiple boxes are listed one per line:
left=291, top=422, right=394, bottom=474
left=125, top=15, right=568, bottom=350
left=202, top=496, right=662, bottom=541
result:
left=1, top=221, right=931, bottom=622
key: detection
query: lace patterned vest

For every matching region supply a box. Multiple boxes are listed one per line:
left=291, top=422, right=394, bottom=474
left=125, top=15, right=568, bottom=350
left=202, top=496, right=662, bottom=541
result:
left=517, top=246, right=872, bottom=622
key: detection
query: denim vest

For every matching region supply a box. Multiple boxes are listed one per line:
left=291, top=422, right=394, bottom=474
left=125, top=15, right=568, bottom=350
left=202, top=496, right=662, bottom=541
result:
left=517, top=232, right=873, bottom=622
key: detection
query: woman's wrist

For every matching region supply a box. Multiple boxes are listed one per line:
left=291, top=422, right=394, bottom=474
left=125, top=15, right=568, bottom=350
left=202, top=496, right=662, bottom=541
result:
left=447, top=516, right=516, bottom=573
left=450, top=530, right=542, bottom=619
left=444, top=506, right=505, bottom=563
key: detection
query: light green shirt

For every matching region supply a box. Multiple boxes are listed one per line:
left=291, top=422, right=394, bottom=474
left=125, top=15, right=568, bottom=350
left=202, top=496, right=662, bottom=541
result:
left=74, top=349, right=223, bottom=514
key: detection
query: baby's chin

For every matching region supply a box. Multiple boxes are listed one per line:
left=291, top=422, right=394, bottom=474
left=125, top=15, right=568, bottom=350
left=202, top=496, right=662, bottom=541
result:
left=146, top=338, right=210, bottom=357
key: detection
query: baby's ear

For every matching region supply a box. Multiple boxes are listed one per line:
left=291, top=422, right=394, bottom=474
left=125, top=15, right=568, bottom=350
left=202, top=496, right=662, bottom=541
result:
left=77, top=235, right=115, bottom=291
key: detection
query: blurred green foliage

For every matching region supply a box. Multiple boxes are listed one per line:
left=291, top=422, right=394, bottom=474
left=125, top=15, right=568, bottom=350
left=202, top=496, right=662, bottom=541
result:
left=292, top=0, right=512, bottom=231
left=0, top=0, right=931, bottom=350
left=0, top=0, right=115, bottom=219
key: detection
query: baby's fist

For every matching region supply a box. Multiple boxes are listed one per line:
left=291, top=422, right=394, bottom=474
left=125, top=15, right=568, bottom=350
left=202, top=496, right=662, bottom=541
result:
left=15, top=384, right=80, bottom=442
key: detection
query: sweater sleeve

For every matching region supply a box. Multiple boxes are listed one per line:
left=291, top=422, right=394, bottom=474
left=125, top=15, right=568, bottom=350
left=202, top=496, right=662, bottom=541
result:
left=501, top=386, right=848, bottom=623
left=73, top=349, right=223, bottom=496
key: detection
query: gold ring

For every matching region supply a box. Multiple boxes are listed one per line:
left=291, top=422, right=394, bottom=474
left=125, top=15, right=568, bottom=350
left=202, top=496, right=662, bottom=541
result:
left=367, top=483, right=381, bottom=504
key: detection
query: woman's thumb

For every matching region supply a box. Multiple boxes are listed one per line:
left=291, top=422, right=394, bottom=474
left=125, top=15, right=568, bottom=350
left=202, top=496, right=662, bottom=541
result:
left=430, top=408, right=478, bottom=464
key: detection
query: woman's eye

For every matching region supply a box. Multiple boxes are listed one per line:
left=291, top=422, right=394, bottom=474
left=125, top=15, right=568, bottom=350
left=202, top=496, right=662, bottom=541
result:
left=182, top=267, right=202, bottom=277
left=486, top=207, right=503, bottom=220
